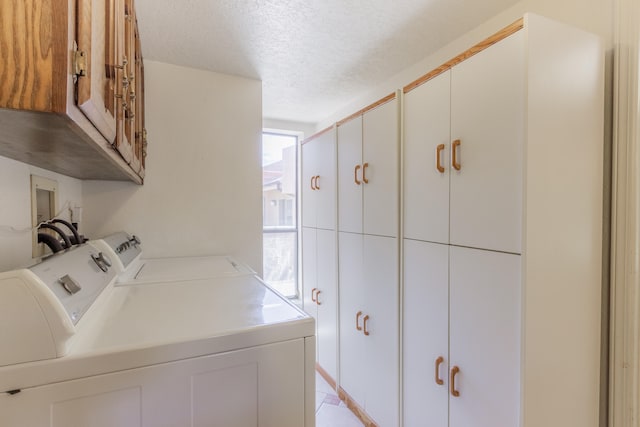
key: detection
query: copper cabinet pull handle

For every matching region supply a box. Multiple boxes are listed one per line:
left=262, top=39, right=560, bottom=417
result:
left=436, top=144, right=445, bottom=173
left=311, top=288, right=317, bottom=302
left=450, top=366, right=460, bottom=397
left=356, top=311, right=363, bottom=331
left=362, top=162, right=369, bottom=184
left=435, top=356, right=445, bottom=385
left=315, top=290, right=322, bottom=305
left=452, top=140, right=461, bottom=171
left=363, top=314, right=370, bottom=336
left=354, top=165, right=362, bottom=185
left=311, top=176, right=315, bottom=190
left=315, top=175, right=320, bottom=190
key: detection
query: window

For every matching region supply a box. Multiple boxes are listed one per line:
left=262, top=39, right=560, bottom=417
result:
left=262, top=132, right=298, bottom=297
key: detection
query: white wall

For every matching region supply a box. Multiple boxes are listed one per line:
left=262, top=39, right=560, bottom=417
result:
left=316, top=0, right=614, bottom=130
left=0, top=156, right=82, bottom=271
left=82, top=61, right=263, bottom=273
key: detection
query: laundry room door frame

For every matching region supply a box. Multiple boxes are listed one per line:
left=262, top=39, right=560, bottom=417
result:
left=610, top=0, right=640, bottom=425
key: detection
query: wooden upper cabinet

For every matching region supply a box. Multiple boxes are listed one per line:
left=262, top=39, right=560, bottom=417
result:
left=76, top=0, right=118, bottom=146
left=0, top=0, right=147, bottom=183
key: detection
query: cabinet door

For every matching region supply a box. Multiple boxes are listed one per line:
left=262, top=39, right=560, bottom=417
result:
left=301, top=227, right=318, bottom=321
left=449, top=246, right=520, bottom=427
left=337, top=117, right=363, bottom=234
left=315, top=129, right=337, bottom=231
left=450, top=31, right=524, bottom=254
left=403, top=239, right=449, bottom=427
left=0, top=340, right=306, bottom=427
left=316, top=229, right=337, bottom=380
left=363, top=99, right=399, bottom=238
left=363, top=234, right=399, bottom=427
left=123, top=0, right=141, bottom=173
left=112, top=0, right=135, bottom=164
left=338, top=231, right=365, bottom=405
left=403, top=72, right=451, bottom=244
left=301, top=140, right=318, bottom=228
left=133, top=25, right=147, bottom=177
left=77, top=0, right=119, bottom=143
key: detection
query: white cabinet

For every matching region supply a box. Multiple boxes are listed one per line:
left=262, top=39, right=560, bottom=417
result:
left=338, top=97, right=399, bottom=237
left=403, top=239, right=448, bottom=427
left=0, top=339, right=307, bottom=427
left=338, top=232, right=365, bottom=405
left=302, top=228, right=318, bottom=314
left=339, top=232, right=399, bottom=427
left=403, top=14, right=603, bottom=427
left=301, top=127, right=338, bottom=381
left=302, top=13, right=602, bottom=427
left=403, top=71, right=451, bottom=245
left=362, top=100, right=399, bottom=238
left=362, top=234, right=399, bottom=427
left=302, top=127, right=336, bottom=230
left=403, top=241, right=520, bottom=427
left=448, top=246, right=520, bottom=427
left=302, top=135, right=319, bottom=229
left=336, top=94, right=400, bottom=426
left=403, top=31, right=523, bottom=254
left=302, top=227, right=338, bottom=380
left=337, top=117, right=363, bottom=234
left=449, top=31, right=524, bottom=254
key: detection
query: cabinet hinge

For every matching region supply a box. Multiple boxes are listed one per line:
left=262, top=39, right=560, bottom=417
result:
left=73, top=49, right=87, bottom=77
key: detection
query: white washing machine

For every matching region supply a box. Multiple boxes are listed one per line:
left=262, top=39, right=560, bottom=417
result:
left=0, top=237, right=315, bottom=427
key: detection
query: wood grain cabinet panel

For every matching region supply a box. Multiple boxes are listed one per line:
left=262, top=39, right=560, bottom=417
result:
left=0, top=0, right=147, bottom=183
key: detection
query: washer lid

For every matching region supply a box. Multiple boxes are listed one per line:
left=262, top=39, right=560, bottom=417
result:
left=123, top=255, right=255, bottom=284
left=76, top=275, right=310, bottom=352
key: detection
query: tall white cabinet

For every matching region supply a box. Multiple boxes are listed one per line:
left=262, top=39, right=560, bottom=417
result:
left=337, top=95, right=400, bottom=427
left=301, top=127, right=338, bottom=381
left=403, top=14, right=603, bottom=427
left=300, top=13, right=603, bottom=427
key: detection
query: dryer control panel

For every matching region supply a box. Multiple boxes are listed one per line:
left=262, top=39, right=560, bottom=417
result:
left=0, top=244, right=117, bottom=366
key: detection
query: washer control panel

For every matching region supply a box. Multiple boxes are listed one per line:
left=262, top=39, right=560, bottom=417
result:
left=99, top=232, right=142, bottom=269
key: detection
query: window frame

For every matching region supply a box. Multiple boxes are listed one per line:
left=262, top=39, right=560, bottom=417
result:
left=261, top=130, right=302, bottom=299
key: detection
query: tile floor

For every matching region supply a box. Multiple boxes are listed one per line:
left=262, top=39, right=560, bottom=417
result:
left=315, top=372, right=364, bottom=427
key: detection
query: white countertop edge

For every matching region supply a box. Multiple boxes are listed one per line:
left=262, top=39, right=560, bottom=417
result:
left=0, top=316, right=314, bottom=392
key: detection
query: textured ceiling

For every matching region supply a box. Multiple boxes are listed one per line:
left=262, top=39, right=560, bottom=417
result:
left=134, top=0, right=521, bottom=124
